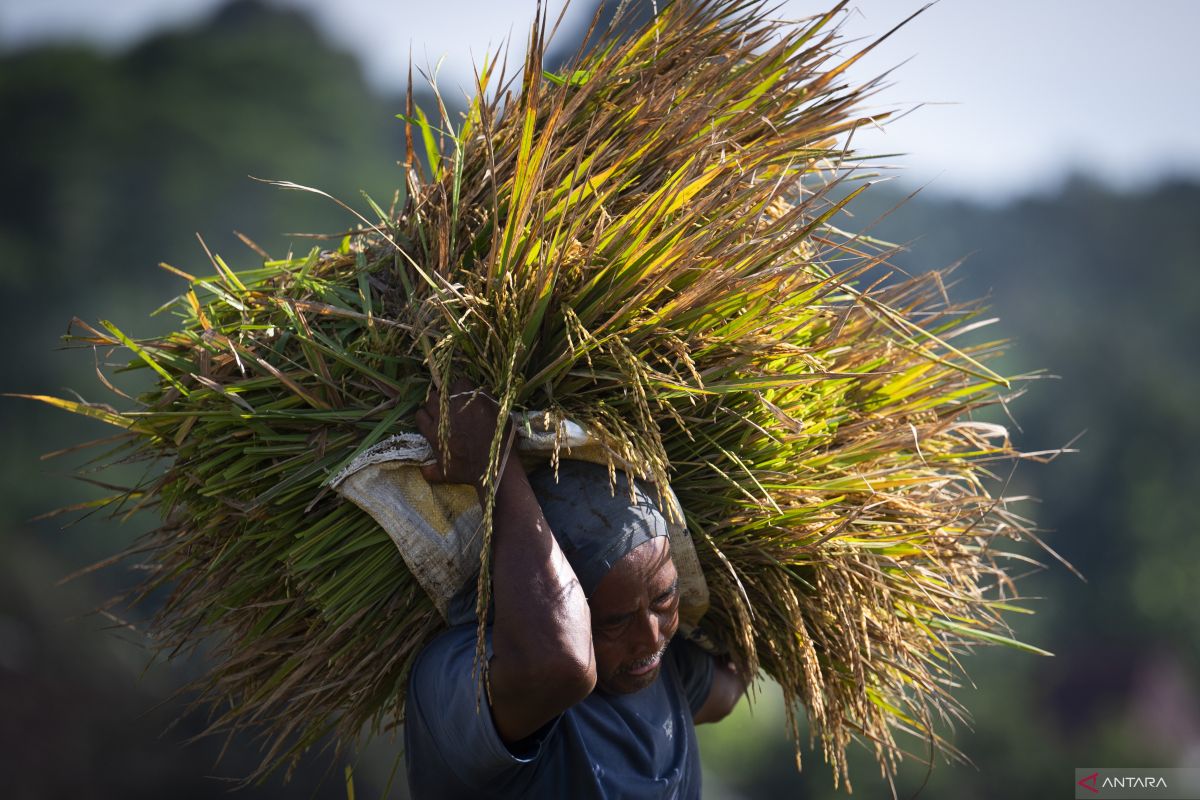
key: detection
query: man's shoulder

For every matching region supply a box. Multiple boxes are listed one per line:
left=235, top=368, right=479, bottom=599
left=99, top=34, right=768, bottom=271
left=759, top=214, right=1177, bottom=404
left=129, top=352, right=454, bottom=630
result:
left=418, top=622, right=482, bottom=659
left=406, top=624, right=505, bottom=747
left=409, top=623, right=490, bottom=698
left=662, top=635, right=716, bottom=716
left=405, top=623, right=550, bottom=797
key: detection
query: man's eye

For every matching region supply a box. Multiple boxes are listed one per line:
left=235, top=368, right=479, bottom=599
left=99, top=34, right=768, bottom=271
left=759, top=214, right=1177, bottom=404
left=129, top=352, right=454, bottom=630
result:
left=653, top=586, right=678, bottom=607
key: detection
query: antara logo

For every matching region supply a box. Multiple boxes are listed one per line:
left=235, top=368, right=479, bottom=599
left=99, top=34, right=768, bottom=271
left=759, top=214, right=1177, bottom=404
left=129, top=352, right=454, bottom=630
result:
left=1078, top=771, right=1170, bottom=793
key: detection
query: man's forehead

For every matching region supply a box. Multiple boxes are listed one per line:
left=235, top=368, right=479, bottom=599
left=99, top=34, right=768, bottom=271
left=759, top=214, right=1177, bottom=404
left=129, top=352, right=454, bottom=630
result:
left=592, top=538, right=677, bottom=611
left=626, top=535, right=675, bottom=576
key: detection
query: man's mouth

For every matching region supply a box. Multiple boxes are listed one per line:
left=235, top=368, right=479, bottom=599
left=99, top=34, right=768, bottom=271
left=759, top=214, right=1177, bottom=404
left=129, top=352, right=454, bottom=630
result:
left=624, top=642, right=668, bottom=677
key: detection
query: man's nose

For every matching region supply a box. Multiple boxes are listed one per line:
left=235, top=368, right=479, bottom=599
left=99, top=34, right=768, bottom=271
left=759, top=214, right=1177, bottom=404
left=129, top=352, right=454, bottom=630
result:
left=632, top=609, right=662, bottom=651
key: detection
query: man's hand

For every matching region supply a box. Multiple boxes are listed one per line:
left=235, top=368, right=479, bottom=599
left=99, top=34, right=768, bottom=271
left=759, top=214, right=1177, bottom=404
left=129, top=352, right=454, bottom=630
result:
left=414, top=379, right=513, bottom=499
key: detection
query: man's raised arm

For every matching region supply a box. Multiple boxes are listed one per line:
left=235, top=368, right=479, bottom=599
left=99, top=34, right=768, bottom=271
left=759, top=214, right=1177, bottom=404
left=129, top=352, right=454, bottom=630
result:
left=415, top=381, right=596, bottom=744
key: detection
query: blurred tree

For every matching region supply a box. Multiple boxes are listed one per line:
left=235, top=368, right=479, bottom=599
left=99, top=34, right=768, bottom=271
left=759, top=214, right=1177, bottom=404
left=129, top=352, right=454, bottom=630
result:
left=1, top=2, right=405, bottom=796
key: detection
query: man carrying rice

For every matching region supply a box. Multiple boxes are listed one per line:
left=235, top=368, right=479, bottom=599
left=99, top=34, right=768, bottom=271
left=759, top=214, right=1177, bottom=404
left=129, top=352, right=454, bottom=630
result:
left=403, top=383, right=746, bottom=798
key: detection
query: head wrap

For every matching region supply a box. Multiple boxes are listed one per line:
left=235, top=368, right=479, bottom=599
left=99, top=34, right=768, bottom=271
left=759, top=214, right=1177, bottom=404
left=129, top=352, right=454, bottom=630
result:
left=528, top=460, right=669, bottom=597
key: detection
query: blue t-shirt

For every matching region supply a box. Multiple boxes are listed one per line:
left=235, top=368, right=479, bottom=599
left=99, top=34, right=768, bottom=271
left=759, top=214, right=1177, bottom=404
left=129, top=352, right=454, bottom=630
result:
left=404, top=624, right=715, bottom=799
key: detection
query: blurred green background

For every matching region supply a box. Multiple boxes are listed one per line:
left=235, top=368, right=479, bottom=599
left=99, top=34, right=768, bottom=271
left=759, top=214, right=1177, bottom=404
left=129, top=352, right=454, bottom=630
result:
left=3, top=1, right=1198, bottom=797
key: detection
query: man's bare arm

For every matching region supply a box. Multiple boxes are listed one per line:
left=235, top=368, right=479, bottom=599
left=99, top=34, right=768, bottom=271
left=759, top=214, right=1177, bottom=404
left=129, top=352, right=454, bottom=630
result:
left=416, top=382, right=595, bottom=744
left=692, top=656, right=746, bottom=724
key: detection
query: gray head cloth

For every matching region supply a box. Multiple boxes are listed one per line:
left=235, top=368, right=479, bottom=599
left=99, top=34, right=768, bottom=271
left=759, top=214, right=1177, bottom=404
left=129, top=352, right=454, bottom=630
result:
left=527, top=460, right=669, bottom=597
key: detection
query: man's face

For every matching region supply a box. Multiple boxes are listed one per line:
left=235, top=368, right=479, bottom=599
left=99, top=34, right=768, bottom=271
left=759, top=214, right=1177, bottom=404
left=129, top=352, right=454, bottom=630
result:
left=588, top=536, right=680, bottom=694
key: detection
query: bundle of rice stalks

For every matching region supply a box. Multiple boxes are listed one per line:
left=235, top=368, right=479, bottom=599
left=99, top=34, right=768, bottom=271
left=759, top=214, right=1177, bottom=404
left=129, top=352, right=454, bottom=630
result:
left=23, top=0, right=1056, bottom=790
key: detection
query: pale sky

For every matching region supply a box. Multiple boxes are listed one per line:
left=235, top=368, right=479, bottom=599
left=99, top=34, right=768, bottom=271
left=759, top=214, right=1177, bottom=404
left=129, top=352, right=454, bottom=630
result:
left=3, top=0, right=1198, bottom=200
